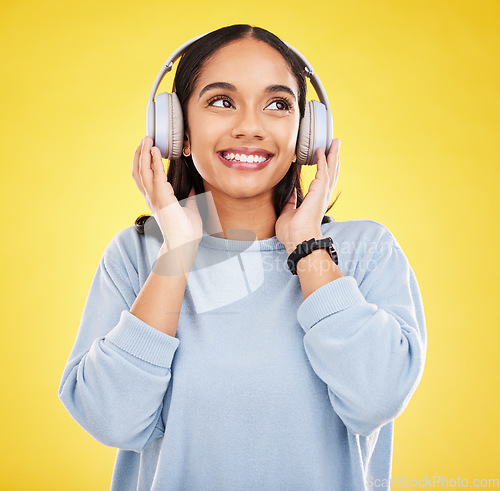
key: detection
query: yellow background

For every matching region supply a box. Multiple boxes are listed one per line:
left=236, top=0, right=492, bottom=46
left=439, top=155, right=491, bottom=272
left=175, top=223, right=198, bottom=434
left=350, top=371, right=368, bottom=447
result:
left=1, top=0, right=498, bottom=488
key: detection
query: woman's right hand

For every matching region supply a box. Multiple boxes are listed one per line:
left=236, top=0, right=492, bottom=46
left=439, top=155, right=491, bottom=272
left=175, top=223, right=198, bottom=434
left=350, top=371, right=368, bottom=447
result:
left=132, top=136, right=203, bottom=268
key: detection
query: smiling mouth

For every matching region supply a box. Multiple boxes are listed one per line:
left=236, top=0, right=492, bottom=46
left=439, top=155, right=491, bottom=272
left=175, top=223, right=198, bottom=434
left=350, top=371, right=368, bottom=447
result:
left=218, top=151, right=273, bottom=164
left=216, top=151, right=273, bottom=170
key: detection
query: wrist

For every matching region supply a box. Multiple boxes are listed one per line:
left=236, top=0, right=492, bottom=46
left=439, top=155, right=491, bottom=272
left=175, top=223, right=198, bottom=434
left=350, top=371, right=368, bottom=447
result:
left=284, top=233, right=324, bottom=255
left=155, top=241, right=198, bottom=277
left=286, top=236, right=339, bottom=276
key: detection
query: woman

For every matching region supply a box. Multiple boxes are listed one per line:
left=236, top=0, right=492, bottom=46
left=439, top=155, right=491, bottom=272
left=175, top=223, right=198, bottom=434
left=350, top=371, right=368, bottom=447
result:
left=59, top=24, right=426, bottom=490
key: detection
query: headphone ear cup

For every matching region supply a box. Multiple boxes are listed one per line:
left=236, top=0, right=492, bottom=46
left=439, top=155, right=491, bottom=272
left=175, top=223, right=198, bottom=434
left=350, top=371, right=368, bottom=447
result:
left=296, top=100, right=328, bottom=165
left=154, top=92, right=184, bottom=160
left=296, top=101, right=314, bottom=165
left=169, top=93, right=184, bottom=160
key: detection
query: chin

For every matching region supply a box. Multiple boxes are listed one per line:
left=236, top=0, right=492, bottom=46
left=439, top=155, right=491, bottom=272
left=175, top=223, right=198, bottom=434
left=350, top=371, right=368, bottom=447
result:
left=224, top=187, right=266, bottom=200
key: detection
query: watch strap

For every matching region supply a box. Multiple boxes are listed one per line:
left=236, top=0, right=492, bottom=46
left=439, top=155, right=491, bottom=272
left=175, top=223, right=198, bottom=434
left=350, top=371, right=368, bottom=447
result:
left=286, top=237, right=338, bottom=275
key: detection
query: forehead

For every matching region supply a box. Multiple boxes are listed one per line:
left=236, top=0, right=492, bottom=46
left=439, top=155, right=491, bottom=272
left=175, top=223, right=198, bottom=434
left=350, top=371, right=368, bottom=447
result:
left=195, top=38, right=299, bottom=93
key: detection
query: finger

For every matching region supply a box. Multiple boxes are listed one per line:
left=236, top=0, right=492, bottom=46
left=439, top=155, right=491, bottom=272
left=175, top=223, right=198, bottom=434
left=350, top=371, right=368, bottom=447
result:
left=183, top=187, right=198, bottom=214
left=195, top=190, right=224, bottom=236
left=281, top=186, right=297, bottom=214
left=139, top=136, right=154, bottom=192
left=309, top=147, right=328, bottom=196
left=183, top=187, right=199, bottom=212
left=334, top=142, right=341, bottom=182
left=151, top=146, right=177, bottom=207
left=327, top=139, right=341, bottom=186
left=328, top=139, right=341, bottom=195
left=315, top=147, right=327, bottom=177
left=132, top=138, right=146, bottom=194
left=151, top=146, right=166, bottom=184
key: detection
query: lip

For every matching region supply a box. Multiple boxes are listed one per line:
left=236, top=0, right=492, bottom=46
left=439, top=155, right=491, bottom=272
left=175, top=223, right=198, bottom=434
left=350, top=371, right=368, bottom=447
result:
left=217, top=147, right=273, bottom=171
left=219, top=147, right=274, bottom=158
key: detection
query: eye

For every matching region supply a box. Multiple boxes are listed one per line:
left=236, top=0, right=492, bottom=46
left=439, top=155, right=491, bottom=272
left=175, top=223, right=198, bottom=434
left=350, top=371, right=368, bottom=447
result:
left=266, top=98, right=291, bottom=111
left=207, top=96, right=234, bottom=109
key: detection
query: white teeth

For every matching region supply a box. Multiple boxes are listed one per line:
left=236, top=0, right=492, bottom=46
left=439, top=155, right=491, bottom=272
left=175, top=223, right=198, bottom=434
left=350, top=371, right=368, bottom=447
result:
left=221, top=152, right=269, bottom=163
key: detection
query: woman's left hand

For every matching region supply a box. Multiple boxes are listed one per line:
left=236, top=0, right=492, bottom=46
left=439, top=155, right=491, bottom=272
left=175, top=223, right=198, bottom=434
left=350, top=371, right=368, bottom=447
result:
left=275, top=138, right=341, bottom=254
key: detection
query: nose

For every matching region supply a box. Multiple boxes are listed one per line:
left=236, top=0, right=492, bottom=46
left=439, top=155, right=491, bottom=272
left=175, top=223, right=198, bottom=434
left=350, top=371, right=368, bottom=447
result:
left=231, top=106, right=265, bottom=140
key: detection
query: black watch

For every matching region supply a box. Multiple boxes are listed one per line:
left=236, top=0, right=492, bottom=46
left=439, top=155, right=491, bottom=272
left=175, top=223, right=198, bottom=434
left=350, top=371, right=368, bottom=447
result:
left=286, top=237, right=338, bottom=275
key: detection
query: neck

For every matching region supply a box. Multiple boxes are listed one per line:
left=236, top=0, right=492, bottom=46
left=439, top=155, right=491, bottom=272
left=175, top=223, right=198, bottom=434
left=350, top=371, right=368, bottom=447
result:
left=201, top=185, right=277, bottom=241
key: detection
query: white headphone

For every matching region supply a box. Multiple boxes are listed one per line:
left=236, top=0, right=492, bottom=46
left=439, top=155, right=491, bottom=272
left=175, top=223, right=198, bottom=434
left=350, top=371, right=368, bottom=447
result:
left=146, top=32, right=333, bottom=165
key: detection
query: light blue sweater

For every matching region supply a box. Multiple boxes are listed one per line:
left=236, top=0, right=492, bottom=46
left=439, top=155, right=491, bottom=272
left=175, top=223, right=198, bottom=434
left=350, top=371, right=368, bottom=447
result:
left=58, top=217, right=426, bottom=490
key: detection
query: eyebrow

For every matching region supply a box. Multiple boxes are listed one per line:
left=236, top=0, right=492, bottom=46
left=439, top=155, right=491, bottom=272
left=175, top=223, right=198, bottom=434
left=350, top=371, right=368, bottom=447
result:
left=198, top=82, right=297, bottom=101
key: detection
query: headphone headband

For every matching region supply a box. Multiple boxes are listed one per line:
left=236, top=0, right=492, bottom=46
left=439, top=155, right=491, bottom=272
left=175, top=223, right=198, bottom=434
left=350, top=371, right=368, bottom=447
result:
left=281, top=41, right=333, bottom=155
left=147, top=32, right=333, bottom=156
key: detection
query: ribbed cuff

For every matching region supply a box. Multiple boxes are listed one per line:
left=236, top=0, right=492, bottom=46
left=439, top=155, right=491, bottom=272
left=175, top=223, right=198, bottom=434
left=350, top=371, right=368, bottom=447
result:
left=297, top=276, right=367, bottom=332
left=105, top=310, right=180, bottom=368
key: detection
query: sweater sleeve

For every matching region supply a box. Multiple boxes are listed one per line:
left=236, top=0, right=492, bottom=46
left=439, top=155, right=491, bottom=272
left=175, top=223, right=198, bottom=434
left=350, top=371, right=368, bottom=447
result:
left=58, top=252, right=180, bottom=452
left=297, top=235, right=426, bottom=437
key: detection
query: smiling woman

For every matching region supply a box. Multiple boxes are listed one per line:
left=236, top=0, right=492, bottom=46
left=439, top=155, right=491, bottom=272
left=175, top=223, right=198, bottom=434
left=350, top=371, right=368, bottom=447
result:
left=160, top=25, right=337, bottom=237
left=184, top=37, right=302, bottom=227
left=58, top=24, right=427, bottom=491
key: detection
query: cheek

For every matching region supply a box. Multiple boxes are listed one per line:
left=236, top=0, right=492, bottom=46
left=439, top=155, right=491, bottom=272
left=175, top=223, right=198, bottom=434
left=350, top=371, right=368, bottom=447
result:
left=275, top=118, right=300, bottom=152
left=189, top=120, right=222, bottom=156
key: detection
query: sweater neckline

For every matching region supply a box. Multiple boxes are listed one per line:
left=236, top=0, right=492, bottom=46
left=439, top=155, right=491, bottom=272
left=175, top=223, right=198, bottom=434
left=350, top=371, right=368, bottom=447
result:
left=200, top=229, right=285, bottom=252
left=199, top=218, right=335, bottom=252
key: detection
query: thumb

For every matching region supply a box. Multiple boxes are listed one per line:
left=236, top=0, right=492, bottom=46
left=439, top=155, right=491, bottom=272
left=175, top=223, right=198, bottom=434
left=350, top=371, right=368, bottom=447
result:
left=183, top=186, right=199, bottom=212
left=280, top=187, right=297, bottom=215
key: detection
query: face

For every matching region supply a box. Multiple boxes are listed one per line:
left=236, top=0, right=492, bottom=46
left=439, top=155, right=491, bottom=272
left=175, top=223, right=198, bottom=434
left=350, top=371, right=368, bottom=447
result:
left=185, top=38, right=301, bottom=203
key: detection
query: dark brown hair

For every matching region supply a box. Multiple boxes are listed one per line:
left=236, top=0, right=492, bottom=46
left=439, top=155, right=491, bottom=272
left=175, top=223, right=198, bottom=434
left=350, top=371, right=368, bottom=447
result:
left=135, top=24, right=341, bottom=234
